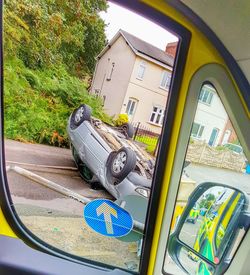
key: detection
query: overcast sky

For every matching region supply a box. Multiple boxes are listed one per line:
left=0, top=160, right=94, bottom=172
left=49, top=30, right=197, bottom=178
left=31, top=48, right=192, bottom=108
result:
left=99, top=2, right=178, bottom=51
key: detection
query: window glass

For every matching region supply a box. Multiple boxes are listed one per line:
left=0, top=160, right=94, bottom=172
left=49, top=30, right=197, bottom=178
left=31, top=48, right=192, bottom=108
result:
left=191, top=123, right=204, bottom=138
left=160, top=70, right=171, bottom=90
left=3, top=0, right=178, bottom=272
left=199, top=85, right=214, bottom=105
left=137, top=61, right=146, bottom=79
left=125, top=98, right=138, bottom=120
left=164, top=84, right=249, bottom=275
left=150, top=106, right=164, bottom=125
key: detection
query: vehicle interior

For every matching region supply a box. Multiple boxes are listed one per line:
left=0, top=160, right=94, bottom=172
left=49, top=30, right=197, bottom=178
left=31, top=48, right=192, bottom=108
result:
left=0, top=0, right=249, bottom=275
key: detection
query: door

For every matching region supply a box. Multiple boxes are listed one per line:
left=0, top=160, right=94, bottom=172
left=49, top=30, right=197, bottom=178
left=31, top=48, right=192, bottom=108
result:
left=0, top=1, right=249, bottom=275
left=222, top=130, right=231, bottom=145
left=126, top=98, right=138, bottom=121
left=208, top=128, right=219, bottom=146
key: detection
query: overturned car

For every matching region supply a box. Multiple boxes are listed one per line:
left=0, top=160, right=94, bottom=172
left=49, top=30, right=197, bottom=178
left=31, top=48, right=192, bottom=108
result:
left=67, top=104, right=153, bottom=200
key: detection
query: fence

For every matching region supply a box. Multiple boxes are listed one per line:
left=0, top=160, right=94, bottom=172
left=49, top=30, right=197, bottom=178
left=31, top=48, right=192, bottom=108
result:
left=186, top=140, right=246, bottom=172
left=132, top=122, right=160, bottom=155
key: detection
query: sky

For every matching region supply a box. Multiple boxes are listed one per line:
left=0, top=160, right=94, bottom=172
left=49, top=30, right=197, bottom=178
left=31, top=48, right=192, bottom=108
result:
left=99, top=2, right=178, bottom=51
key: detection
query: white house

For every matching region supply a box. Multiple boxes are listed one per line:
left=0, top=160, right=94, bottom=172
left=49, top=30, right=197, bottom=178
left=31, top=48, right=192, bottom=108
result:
left=90, top=30, right=233, bottom=146
left=191, top=84, right=229, bottom=147
left=90, top=29, right=174, bottom=133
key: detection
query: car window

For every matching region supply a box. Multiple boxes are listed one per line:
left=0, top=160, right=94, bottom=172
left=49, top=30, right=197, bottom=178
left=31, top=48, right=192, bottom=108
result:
left=3, top=1, right=179, bottom=272
left=164, top=83, right=249, bottom=275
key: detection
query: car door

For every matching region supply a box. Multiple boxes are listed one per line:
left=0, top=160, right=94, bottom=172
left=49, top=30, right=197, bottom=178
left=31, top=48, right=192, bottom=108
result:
left=0, top=1, right=249, bottom=275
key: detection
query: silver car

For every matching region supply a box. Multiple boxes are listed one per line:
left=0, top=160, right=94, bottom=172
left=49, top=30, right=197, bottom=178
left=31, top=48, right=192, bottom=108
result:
left=67, top=104, right=151, bottom=200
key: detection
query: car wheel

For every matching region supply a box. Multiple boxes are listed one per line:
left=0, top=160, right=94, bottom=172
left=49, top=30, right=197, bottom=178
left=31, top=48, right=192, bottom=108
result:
left=109, top=147, right=137, bottom=180
left=72, top=104, right=92, bottom=127
left=121, top=123, right=134, bottom=138
left=71, top=145, right=94, bottom=183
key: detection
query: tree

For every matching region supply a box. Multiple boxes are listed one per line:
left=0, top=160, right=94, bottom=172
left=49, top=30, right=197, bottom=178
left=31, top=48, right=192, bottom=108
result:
left=199, top=193, right=216, bottom=209
left=4, top=0, right=108, bottom=76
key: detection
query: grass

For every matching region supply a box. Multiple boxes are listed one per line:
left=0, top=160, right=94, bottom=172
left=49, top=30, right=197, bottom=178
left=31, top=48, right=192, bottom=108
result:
left=135, top=135, right=158, bottom=154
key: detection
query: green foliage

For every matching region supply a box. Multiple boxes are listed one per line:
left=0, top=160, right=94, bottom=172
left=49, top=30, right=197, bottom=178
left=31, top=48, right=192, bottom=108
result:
left=4, top=0, right=107, bottom=76
left=4, top=58, right=112, bottom=147
left=3, top=1, right=111, bottom=147
left=199, top=193, right=216, bottom=210
left=135, top=135, right=158, bottom=155
left=115, top=114, right=129, bottom=127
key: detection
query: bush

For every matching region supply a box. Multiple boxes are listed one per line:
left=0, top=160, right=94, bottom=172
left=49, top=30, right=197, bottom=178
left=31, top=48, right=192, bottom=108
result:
left=4, top=58, right=112, bottom=147
left=115, top=113, right=129, bottom=127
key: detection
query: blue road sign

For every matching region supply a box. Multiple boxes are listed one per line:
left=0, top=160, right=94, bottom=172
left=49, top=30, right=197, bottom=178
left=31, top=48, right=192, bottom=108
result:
left=84, top=199, right=133, bottom=237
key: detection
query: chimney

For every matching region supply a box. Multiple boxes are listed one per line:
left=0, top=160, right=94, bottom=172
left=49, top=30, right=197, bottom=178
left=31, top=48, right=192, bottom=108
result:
left=165, top=42, right=178, bottom=58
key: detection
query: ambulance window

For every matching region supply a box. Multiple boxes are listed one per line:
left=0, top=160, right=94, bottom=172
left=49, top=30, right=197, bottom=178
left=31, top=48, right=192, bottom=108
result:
left=164, top=83, right=250, bottom=275
left=3, top=0, right=180, bottom=272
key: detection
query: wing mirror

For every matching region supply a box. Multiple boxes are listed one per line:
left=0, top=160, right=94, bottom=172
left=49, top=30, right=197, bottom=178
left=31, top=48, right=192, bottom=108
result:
left=168, top=182, right=250, bottom=275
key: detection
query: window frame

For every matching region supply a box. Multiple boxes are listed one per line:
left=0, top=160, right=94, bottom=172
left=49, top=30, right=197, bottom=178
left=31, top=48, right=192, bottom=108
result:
left=1, top=0, right=249, bottom=274
left=0, top=0, right=192, bottom=273
left=160, top=64, right=250, bottom=275
left=159, top=70, right=171, bottom=91
left=126, top=98, right=138, bottom=116
left=149, top=106, right=165, bottom=126
left=191, top=122, right=205, bottom=138
left=137, top=60, right=147, bottom=80
left=199, top=85, right=215, bottom=105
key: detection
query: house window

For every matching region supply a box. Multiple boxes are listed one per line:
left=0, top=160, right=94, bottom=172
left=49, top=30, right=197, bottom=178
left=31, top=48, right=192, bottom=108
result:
left=137, top=61, right=146, bottom=80
left=126, top=98, right=137, bottom=116
left=199, top=85, right=214, bottom=105
left=160, top=70, right=171, bottom=90
left=149, top=106, right=164, bottom=125
left=191, top=122, right=205, bottom=138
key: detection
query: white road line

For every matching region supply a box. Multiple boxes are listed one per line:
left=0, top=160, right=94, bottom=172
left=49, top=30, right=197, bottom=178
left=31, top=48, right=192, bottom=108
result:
left=6, top=160, right=77, bottom=171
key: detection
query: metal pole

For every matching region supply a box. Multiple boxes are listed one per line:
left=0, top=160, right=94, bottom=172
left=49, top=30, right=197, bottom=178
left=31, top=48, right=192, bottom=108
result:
left=133, top=122, right=141, bottom=140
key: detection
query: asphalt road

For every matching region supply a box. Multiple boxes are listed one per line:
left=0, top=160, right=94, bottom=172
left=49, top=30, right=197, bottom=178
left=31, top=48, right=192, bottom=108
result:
left=186, top=163, right=250, bottom=193
left=5, top=139, right=112, bottom=216
left=5, top=138, right=250, bottom=215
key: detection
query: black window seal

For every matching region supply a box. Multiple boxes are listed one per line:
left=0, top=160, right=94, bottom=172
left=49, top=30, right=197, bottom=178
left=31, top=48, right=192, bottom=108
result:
left=110, top=1, right=191, bottom=274
left=0, top=0, right=191, bottom=274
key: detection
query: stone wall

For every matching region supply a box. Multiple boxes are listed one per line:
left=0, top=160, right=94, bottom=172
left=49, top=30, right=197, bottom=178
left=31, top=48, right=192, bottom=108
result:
left=186, top=141, right=246, bottom=172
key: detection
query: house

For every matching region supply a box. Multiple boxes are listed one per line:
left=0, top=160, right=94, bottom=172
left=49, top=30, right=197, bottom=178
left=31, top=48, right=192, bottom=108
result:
left=191, top=84, right=232, bottom=147
left=90, top=30, right=235, bottom=146
left=219, top=119, right=238, bottom=145
left=90, top=29, right=174, bottom=133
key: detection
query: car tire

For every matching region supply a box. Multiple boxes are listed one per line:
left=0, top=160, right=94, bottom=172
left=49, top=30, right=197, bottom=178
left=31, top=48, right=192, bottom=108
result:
left=121, top=123, right=134, bottom=138
left=109, top=147, right=137, bottom=180
left=72, top=104, right=92, bottom=127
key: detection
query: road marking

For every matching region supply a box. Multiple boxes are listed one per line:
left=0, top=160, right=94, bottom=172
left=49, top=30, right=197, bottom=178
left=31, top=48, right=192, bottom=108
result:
left=6, top=160, right=77, bottom=171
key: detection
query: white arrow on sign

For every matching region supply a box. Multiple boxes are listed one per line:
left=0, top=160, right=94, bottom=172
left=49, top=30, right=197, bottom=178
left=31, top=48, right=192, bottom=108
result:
left=96, top=203, right=118, bottom=234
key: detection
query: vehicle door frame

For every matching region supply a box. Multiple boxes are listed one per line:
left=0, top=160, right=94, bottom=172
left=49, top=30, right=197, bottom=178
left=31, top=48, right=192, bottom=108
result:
left=0, top=0, right=191, bottom=273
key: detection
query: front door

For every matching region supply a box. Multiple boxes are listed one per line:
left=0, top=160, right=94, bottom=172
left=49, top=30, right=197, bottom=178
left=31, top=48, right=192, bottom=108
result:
left=208, top=128, right=219, bottom=146
left=126, top=98, right=138, bottom=121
